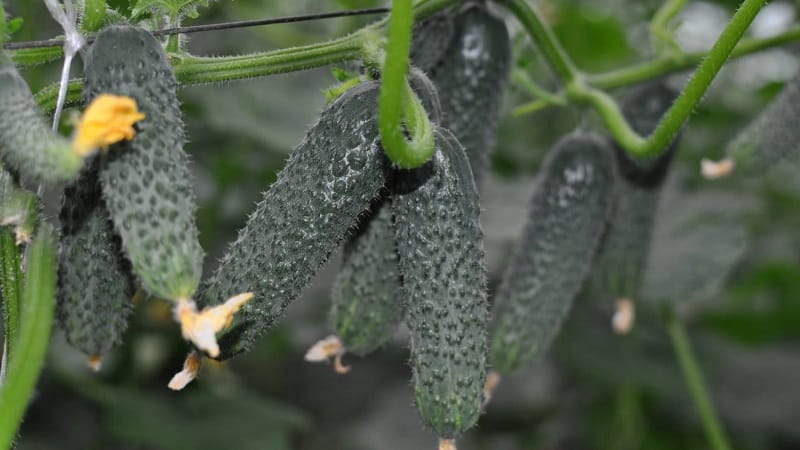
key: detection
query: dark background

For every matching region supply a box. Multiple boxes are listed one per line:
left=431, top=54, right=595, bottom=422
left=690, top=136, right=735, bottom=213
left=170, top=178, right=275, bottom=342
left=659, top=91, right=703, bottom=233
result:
left=5, top=0, right=800, bottom=449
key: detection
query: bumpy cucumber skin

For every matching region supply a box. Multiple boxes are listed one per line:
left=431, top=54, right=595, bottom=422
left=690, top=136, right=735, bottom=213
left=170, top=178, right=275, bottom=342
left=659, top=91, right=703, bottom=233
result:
left=590, top=82, right=678, bottom=300
left=82, top=26, right=203, bottom=301
left=726, top=74, right=800, bottom=175
left=330, top=199, right=401, bottom=356
left=0, top=53, right=80, bottom=183
left=490, top=133, right=615, bottom=375
left=57, top=161, right=134, bottom=358
left=410, top=11, right=456, bottom=72
left=198, top=81, right=390, bottom=359
left=412, top=4, right=511, bottom=187
left=393, top=128, right=488, bottom=439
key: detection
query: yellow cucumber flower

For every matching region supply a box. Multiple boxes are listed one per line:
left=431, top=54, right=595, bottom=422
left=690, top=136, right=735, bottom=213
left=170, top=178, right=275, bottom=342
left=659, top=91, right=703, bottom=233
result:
left=72, top=94, right=145, bottom=157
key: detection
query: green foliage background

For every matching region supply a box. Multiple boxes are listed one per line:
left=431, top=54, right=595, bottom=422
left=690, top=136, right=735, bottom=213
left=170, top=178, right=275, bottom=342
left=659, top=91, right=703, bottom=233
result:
left=4, top=0, right=800, bottom=449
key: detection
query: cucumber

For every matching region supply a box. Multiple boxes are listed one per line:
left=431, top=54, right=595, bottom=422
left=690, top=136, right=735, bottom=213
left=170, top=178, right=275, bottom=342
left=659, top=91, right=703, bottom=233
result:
left=327, top=198, right=401, bottom=358
left=307, top=70, right=440, bottom=367
left=411, top=3, right=511, bottom=187
left=410, top=10, right=456, bottom=72
left=198, top=81, right=391, bottom=360
left=56, top=160, right=134, bottom=365
left=713, top=73, right=800, bottom=177
left=490, top=132, right=615, bottom=375
left=589, top=81, right=678, bottom=303
left=0, top=52, right=81, bottom=183
left=82, top=25, right=203, bottom=302
left=392, top=128, right=488, bottom=440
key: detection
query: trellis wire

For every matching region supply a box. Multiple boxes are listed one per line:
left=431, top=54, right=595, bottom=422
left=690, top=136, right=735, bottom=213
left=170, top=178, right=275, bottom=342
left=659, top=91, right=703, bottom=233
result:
left=2, top=7, right=389, bottom=50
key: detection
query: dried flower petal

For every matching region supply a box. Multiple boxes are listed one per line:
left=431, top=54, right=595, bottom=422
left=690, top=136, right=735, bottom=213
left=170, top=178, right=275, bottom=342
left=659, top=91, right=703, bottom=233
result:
left=168, top=351, right=202, bottom=391
left=701, top=157, right=734, bottom=180
left=175, top=293, right=253, bottom=358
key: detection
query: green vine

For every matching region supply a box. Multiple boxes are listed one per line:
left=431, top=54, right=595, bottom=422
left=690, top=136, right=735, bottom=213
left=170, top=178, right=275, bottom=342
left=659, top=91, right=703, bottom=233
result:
left=503, top=0, right=769, bottom=158
left=378, top=0, right=434, bottom=168
left=0, top=224, right=57, bottom=450
left=666, top=310, right=732, bottom=450
left=650, top=0, right=689, bottom=54
left=20, top=0, right=795, bottom=163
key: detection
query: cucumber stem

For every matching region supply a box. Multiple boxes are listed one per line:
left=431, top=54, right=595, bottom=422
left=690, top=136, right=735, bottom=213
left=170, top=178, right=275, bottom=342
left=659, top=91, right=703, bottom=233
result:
left=377, top=0, right=434, bottom=168
left=0, top=224, right=57, bottom=450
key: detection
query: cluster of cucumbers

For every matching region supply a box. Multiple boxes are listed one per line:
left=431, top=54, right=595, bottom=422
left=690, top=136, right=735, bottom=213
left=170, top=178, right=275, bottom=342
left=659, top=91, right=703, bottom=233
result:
left=2, top=0, right=798, bottom=448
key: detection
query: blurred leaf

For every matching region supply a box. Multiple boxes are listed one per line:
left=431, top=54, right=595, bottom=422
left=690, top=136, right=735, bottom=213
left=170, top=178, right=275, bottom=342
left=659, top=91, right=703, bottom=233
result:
left=551, top=5, right=634, bottom=72
left=641, top=175, right=751, bottom=303
left=702, top=263, right=800, bottom=345
left=131, top=0, right=213, bottom=21
left=105, top=385, right=309, bottom=450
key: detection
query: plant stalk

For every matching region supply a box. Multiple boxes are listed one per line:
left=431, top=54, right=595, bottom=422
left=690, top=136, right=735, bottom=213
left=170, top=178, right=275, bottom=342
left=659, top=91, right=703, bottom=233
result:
left=666, top=311, right=732, bottom=450
left=0, top=228, right=22, bottom=361
left=502, top=0, right=578, bottom=83
left=0, top=224, right=57, bottom=450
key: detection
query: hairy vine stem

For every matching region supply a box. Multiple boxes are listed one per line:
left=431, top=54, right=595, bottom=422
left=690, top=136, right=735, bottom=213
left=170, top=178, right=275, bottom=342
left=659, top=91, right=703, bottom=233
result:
left=503, top=0, right=769, bottom=158
left=378, top=0, right=434, bottom=168
left=650, top=0, right=689, bottom=53
left=0, top=229, right=22, bottom=362
left=0, top=225, right=57, bottom=450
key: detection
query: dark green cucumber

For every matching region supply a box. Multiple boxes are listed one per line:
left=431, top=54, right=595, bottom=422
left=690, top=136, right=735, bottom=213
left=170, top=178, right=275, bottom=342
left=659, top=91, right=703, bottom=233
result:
left=490, top=133, right=615, bottom=375
left=329, top=198, right=401, bottom=356
left=198, top=81, right=391, bottom=359
left=57, top=160, right=134, bottom=360
left=0, top=52, right=81, bottom=183
left=411, top=3, right=511, bottom=187
left=322, top=70, right=438, bottom=358
left=392, top=128, right=488, bottom=439
left=724, top=73, right=800, bottom=176
left=589, top=81, right=678, bottom=301
left=82, top=25, right=203, bottom=301
left=410, top=10, right=456, bottom=72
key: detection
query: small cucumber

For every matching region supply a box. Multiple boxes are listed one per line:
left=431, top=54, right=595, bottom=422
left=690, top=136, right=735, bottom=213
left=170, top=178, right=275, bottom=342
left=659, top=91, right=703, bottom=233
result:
left=56, top=160, right=134, bottom=364
left=392, top=128, right=488, bottom=440
left=589, top=81, right=678, bottom=302
left=329, top=199, right=402, bottom=357
left=0, top=52, right=81, bottom=183
left=82, top=25, right=203, bottom=302
left=412, top=3, right=511, bottom=186
left=718, top=74, right=800, bottom=177
left=490, top=132, right=615, bottom=375
left=198, top=81, right=392, bottom=359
